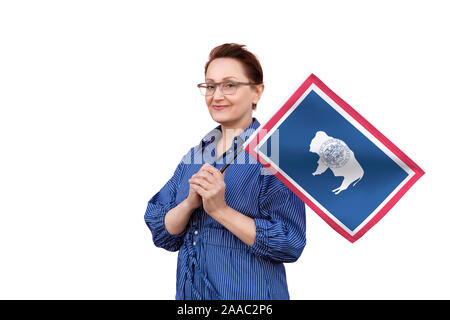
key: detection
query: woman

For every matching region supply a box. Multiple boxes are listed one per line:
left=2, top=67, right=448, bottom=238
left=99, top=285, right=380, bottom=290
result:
left=144, top=43, right=306, bottom=300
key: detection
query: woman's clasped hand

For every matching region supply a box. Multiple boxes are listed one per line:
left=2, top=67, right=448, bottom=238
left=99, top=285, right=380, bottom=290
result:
left=188, top=163, right=227, bottom=219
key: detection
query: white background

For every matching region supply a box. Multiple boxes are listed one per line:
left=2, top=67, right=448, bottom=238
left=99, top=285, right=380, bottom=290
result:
left=0, top=0, right=448, bottom=299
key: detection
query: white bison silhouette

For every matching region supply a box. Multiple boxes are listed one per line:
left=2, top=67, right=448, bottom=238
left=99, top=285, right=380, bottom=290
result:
left=309, top=131, right=364, bottom=195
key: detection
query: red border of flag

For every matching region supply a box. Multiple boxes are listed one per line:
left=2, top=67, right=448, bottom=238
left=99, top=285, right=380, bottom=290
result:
left=244, top=74, right=425, bottom=242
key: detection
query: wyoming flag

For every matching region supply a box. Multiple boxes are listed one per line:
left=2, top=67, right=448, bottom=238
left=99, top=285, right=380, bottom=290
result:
left=243, top=74, right=424, bottom=242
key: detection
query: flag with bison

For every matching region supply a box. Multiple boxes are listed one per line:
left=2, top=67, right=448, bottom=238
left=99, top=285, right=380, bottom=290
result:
left=243, top=74, right=424, bottom=242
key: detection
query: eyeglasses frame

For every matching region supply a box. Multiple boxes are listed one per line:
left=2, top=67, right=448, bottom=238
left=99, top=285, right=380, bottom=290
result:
left=197, top=81, right=263, bottom=96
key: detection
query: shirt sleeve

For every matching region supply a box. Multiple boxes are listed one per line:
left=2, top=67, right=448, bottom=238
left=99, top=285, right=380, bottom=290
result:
left=144, top=154, right=189, bottom=252
left=250, top=174, right=307, bottom=263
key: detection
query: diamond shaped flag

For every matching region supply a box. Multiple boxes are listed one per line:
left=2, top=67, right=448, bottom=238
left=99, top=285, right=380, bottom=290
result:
left=243, top=74, right=424, bottom=242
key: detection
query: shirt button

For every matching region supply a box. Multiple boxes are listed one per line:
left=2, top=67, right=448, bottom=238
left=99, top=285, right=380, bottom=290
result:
left=194, top=230, right=198, bottom=235
left=193, top=241, right=196, bottom=246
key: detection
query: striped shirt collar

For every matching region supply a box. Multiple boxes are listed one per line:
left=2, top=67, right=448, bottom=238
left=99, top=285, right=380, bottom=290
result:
left=198, top=117, right=261, bottom=152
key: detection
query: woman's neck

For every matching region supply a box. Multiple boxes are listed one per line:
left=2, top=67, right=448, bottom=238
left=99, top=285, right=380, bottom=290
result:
left=220, top=117, right=253, bottom=143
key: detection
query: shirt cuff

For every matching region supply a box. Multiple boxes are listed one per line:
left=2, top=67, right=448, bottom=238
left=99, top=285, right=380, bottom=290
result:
left=145, top=200, right=186, bottom=252
left=250, top=218, right=288, bottom=259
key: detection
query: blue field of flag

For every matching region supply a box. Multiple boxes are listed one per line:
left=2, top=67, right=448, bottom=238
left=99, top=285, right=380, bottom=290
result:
left=260, top=89, right=409, bottom=232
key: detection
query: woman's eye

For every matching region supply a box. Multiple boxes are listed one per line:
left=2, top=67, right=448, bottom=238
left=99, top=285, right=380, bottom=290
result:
left=206, top=85, right=215, bottom=89
left=225, top=83, right=235, bottom=87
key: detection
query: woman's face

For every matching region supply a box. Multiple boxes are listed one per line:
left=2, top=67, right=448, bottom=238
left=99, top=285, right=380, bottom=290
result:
left=204, top=57, right=263, bottom=127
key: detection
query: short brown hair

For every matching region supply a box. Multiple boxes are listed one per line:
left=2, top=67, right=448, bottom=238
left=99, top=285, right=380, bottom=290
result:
left=204, top=43, right=263, bottom=110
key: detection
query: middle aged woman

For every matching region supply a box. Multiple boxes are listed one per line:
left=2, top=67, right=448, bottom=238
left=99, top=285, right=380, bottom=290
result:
left=145, top=43, right=306, bottom=300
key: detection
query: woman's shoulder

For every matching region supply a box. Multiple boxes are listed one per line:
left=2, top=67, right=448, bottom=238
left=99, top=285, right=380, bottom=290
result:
left=257, top=167, right=287, bottom=197
left=179, top=146, right=197, bottom=165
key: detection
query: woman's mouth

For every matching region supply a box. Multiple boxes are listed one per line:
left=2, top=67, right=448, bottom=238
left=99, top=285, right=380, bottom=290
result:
left=212, top=105, right=229, bottom=111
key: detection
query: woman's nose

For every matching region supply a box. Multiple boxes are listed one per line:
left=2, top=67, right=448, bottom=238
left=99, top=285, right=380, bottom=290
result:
left=212, top=86, right=225, bottom=99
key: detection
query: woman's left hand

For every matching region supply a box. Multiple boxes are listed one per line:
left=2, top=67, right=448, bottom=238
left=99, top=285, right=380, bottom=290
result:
left=189, top=163, right=227, bottom=218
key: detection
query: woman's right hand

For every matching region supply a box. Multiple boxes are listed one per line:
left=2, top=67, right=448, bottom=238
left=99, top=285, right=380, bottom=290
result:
left=185, top=180, right=202, bottom=209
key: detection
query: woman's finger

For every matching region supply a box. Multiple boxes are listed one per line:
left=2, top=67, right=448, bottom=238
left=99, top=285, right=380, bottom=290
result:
left=201, top=164, right=224, bottom=181
left=190, top=183, right=207, bottom=197
left=189, top=177, right=212, bottom=190
left=196, top=170, right=216, bottom=184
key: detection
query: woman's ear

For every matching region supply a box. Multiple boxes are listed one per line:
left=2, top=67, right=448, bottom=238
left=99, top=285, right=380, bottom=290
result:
left=252, top=83, right=264, bottom=107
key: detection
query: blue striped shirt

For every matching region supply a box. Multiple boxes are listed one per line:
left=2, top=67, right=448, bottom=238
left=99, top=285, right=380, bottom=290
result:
left=144, top=118, right=306, bottom=300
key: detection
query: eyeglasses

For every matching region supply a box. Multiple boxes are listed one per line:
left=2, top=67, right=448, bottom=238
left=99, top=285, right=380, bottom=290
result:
left=197, top=81, right=261, bottom=96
